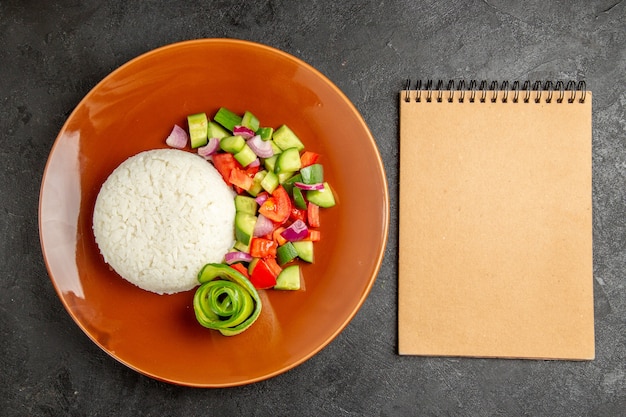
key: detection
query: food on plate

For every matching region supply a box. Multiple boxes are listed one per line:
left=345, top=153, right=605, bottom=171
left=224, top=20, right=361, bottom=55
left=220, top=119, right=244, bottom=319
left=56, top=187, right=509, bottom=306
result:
left=193, top=263, right=262, bottom=336
left=92, top=149, right=236, bottom=295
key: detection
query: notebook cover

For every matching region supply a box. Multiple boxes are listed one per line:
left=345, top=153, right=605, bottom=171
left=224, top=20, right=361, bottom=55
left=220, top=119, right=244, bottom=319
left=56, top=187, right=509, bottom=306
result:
left=398, top=89, right=594, bottom=359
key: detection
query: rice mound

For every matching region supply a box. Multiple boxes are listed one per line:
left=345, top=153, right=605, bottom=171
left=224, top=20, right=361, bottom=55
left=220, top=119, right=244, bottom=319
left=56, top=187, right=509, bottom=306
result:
left=92, top=149, right=236, bottom=295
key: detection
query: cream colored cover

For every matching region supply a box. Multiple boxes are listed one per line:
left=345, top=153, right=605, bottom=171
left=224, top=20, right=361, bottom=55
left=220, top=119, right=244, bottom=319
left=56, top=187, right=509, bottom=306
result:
left=398, top=88, right=594, bottom=359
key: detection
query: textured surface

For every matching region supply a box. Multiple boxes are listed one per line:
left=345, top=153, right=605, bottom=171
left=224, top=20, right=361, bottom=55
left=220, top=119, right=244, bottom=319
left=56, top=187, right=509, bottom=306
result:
left=1, top=0, right=625, bottom=416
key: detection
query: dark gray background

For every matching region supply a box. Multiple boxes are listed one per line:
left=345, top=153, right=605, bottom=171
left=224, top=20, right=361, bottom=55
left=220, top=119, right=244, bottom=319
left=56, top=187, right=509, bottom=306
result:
left=1, top=1, right=625, bottom=416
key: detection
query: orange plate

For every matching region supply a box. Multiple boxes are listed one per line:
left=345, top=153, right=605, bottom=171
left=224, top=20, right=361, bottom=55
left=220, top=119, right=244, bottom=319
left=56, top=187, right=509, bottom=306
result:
left=38, top=39, right=389, bottom=387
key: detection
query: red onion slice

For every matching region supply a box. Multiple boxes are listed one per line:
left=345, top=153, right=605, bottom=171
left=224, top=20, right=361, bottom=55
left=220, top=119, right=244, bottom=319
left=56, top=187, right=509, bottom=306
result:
left=197, top=138, right=220, bottom=159
left=255, top=193, right=269, bottom=206
left=253, top=214, right=274, bottom=237
left=233, top=125, right=255, bottom=139
left=224, top=251, right=253, bottom=264
left=294, top=181, right=325, bottom=191
left=165, top=124, right=188, bottom=149
left=280, top=219, right=309, bottom=242
left=247, top=135, right=274, bottom=158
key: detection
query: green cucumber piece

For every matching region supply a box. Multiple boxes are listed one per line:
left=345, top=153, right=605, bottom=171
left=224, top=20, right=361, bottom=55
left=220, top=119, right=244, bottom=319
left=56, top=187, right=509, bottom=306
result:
left=234, top=195, right=258, bottom=215
left=235, top=212, right=257, bottom=247
left=233, top=239, right=250, bottom=253
left=234, top=143, right=257, bottom=167
left=247, top=170, right=267, bottom=197
left=300, top=163, right=324, bottom=184
left=214, top=107, right=242, bottom=131
left=207, top=121, right=230, bottom=139
left=292, top=186, right=307, bottom=210
left=277, top=171, right=294, bottom=184
left=241, top=111, right=260, bottom=131
left=292, top=240, right=314, bottom=263
left=256, top=127, right=274, bottom=141
left=275, top=147, right=302, bottom=174
left=306, top=182, right=336, bottom=208
left=274, top=265, right=301, bottom=290
left=220, top=135, right=245, bottom=153
left=273, top=125, right=305, bottom=151
left=187, top=113, right=208, bottom=148
left=269, top=140, right=283, bottom=155
left=276, top=242, right=298, bottom=265
left=281, top=173, right=302, bottom=195
left=263, top=155, right=278, bottom=172
left=260, top=170, right=279, bottom=193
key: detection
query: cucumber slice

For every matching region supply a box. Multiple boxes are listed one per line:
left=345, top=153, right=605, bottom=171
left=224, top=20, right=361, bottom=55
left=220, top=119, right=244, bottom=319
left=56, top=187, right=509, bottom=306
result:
left=273, top=125, right=305, bottom=151
left=274, top=265, right=301, bottom=290
left=260, top=171, right=279, bottom=193
left=220, top=135, right=245, bottom=153
left=277, top=171, right=293, bottom=184
left=233, top=239, right=250, bottom=253
left=300, top=163, right=324, bottom=184
left=214, top=107, right=242, bottom=131
left=187, top=113, right=208, bottom=148
left=241, top=111, right=260, bottom=131
left=276, top=242, right=298, bottom=265
left=281, top=173, right=302, bottom=195
left=256, top=127, right=274, bottom=141
left=269, top=140, right=283, bottom=155
left=292, top=186, right=307, bottom=210
left=234, top=144, right=257, bottom=167
left=306, top=182, right=336, bottom=208
left=247, top=170, right=267, bottom=197
left=263, top=155, right=278, bottom=172
left=235, top=212, right=257, bottom=246
left=207, top=121, right=230, bottom=139
left=292, top=240, right=314, bottom=263
left=234, top=195, right=258, bottom=215
left=275, top=147, right=302, bottom=174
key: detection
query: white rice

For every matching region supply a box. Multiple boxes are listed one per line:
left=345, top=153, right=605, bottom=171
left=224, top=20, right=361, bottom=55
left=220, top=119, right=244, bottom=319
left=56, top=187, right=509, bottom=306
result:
left=92, top=149, right=236, bottom=294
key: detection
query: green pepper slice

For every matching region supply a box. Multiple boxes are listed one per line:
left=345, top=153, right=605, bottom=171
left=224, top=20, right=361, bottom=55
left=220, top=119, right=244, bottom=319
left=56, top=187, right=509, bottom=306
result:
left=193, top=263, right=262, bottom=336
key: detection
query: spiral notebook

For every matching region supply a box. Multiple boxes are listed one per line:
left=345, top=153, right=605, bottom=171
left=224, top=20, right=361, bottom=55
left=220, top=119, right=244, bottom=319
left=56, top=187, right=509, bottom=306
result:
left=398, top=80, right=594, bottom=360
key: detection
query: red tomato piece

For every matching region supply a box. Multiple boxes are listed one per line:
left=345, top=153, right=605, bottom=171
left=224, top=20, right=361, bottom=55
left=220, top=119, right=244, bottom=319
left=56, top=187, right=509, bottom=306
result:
left=290, top=207, right=307, bottom=223
left=300, top=151, right=320, bottom=167
left=229, top=263, right=250, bottom=279
left=249, top=237, right=277, bottom=258
left=306, top=229, right=321, bottom=242
left=212, top=153, right=240, bottom=185
left=307, top=202, right=320, bottom=227
left=249, top=259, right=278, bottom=289
left=229, top=167, right=253, bottom=191
left=264, top=257, right=283, bottom=276
left=259, top=185, right=292, bottom=224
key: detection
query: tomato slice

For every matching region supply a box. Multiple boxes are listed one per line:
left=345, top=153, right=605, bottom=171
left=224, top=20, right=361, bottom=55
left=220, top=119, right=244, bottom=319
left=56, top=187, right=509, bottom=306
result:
left=249, top=259, right=278, bottom=289
left=307, top=202, right=320, bottom=227
left=212, top=153, right=240, bottom=185
left=229, top=167, right=253, bottom=191
left=249, top=237, right=277, bottom=258
left=258, top=185, right=292, bottom=224
left=300, top=151, right=319, bottom=167
left=229, top=263, right=250, bottom=279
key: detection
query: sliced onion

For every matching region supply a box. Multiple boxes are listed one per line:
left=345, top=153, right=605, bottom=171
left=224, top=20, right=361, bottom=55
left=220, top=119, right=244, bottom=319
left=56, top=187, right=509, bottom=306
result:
left=253, top=214, right=274, bottom=237
left=197, top=138, right=220, bottom=159
left=294, top=181, right=325, bottom=191
left=165, top=124, right=188, bottom=149
left=247, top=135, right=274, bottom=158
left=280, top=219, right=309, bottom=242
left=255, top=194, right=269, bottom=206
left=224, top=251, right=253, bottom=265
left=233, top=125, right=255, bottom=139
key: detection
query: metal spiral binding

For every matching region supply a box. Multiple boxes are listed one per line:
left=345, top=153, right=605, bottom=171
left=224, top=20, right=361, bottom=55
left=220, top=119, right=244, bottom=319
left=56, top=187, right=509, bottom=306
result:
left=404, top=79, right=587, bottom=104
